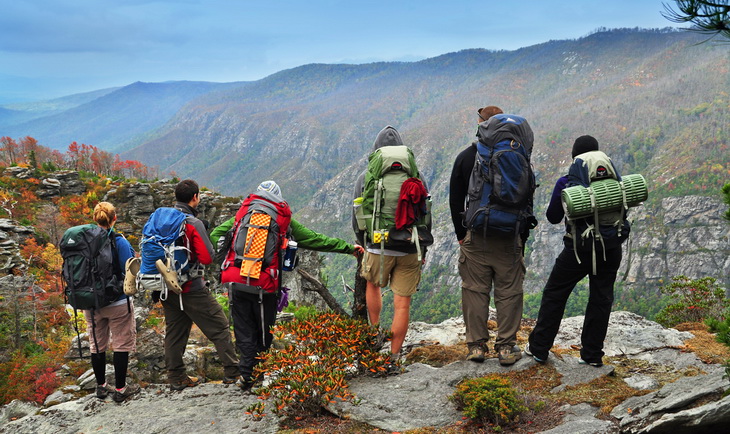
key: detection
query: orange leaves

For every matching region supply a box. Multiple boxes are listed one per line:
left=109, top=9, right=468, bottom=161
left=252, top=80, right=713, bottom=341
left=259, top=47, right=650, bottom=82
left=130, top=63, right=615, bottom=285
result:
left=252, top=310, right=391, bottom=418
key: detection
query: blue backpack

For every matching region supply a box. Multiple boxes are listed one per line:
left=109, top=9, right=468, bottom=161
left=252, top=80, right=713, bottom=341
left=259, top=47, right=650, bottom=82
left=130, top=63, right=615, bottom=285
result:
left=463, top=114, right=537, bottom=236
left=138, top=208, right=193, bottom=302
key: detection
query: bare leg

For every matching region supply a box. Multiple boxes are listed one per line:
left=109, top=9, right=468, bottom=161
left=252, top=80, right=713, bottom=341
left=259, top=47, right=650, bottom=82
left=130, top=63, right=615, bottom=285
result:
left=365, top=280, right=382, bottom=326
left=390, top=294, right=411, bottom=355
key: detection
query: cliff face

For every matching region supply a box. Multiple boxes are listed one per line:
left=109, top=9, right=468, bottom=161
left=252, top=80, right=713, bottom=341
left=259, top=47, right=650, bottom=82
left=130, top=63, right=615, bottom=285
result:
left=527, top=195, right=730, bottom=293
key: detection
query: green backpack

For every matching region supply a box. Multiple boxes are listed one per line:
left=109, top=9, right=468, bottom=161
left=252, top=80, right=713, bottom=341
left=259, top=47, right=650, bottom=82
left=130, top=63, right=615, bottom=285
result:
left=354, top=145, right=432, bottom=257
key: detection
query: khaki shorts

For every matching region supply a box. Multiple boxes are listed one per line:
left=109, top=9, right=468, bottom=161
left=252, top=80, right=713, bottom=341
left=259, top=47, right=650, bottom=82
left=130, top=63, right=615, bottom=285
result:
left=361, top=252, right=421, bottom=297
left=83, top=299, right=137, bottom=353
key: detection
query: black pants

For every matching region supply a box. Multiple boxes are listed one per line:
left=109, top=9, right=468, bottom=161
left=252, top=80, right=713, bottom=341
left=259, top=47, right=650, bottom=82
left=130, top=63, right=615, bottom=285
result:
left=528, top=244, right=622, bottom=363
left=230, top=290, right=277, bottom=381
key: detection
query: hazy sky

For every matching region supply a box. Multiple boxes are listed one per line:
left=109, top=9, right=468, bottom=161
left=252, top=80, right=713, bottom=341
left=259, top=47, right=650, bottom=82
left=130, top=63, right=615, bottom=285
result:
left=0, top=0, right=683, bottom=103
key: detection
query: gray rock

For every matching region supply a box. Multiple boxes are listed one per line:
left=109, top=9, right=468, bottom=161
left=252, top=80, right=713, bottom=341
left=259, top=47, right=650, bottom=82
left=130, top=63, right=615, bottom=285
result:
left=0, top=400, right=39, bottom=424
left=623, top=374, right=659, bottom=391
left=611, top=371, right=729, bottom=432
left=550, top=356, right=615, bottom=392
left=553, top=311, right=693, bottom=357
left=1, top=384, right=278, bottom=434
left=639, top=394, right=730, bottom=434
left=42, top=390, right=74, bottom=407
left=537, top=403, right=616, bottom=434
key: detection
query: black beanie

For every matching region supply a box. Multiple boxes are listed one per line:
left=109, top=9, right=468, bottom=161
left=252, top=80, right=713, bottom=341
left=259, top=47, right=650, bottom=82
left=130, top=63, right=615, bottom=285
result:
left=572, top=135, right=599, bottom=158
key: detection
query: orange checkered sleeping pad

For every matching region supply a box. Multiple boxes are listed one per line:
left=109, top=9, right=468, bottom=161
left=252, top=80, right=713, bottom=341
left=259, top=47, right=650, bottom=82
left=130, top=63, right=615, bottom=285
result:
left=240, top=213, right=271, bottom=280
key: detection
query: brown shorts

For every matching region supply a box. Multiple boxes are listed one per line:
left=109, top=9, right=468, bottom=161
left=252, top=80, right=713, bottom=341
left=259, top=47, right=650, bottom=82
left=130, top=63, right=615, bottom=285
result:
left=361, top=252, right=421, bottom=297
left=83, top=299, right=137, bottom=353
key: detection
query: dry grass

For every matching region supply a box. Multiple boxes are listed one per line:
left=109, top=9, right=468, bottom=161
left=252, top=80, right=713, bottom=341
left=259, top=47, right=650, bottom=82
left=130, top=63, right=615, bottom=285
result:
left=555, top=375, right=652, bottom=416
left=407, top=343, right=469, bottom=367
left=678, top=322, right=730, bottom=365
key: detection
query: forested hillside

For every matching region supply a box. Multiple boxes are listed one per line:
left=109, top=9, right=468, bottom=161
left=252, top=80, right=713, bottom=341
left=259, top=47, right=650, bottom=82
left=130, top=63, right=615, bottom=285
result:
left=2, top=28, right=728, bottom=326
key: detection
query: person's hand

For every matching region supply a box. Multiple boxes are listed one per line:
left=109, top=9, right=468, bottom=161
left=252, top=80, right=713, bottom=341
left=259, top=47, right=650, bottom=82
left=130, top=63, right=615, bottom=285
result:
left=458, top=238, right=464, bottom=245
left=352, top=244, right=365, bottom=256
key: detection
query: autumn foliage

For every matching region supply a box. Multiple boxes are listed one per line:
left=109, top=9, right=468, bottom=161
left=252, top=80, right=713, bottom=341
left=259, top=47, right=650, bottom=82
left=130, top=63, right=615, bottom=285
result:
left=248, top=311, right=391, bottom=419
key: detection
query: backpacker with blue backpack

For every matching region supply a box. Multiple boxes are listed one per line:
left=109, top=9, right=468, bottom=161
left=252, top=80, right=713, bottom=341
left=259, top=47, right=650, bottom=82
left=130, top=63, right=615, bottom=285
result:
left=463, top=114, right=537, bottom=239
left=138, top=207, right=200, bottom=309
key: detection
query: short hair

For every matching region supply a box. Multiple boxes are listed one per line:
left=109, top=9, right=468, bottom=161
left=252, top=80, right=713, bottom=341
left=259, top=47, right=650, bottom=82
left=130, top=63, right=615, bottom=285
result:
left=93, top=202, right=116, bottom=228
left=477, top=106, right=503, bottom=122
left=175, top=179, right=199, bottom=203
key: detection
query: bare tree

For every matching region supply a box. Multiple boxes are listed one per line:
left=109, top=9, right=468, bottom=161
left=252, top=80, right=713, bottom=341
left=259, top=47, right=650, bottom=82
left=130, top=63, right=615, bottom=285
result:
left=663, top=0, right=730, bottom=40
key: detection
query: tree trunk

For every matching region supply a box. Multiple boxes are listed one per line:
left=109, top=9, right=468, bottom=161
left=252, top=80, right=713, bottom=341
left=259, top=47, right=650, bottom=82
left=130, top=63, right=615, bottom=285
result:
left=296, top=268, right=349, bottom=317
left=353, top=255, right=368, bottom=320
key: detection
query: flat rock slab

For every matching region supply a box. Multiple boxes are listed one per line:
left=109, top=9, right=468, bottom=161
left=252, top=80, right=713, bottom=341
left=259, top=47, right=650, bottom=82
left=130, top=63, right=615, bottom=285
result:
left=1, top=383, right=277, bottom=434
left=328, top=354, right=614, bottom=432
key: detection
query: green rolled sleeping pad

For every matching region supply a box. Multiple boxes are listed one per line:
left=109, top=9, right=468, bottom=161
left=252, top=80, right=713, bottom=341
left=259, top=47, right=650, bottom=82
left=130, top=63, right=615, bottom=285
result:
left=562, top=174, right=648, bottom=219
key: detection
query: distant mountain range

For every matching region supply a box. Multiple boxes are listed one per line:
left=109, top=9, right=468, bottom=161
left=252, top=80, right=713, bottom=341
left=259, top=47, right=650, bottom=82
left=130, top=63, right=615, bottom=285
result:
left=2, top=27, right=728, bottom=323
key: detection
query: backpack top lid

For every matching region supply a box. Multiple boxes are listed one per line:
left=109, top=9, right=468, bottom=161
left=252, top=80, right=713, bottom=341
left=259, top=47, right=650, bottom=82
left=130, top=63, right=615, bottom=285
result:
left=568, top=150, right=620, bottom=187
left=477, top=113, right=534, bottom=157
left=142, top=207, right=188, bottom=244
left=368, top=145, right=418, bottom=178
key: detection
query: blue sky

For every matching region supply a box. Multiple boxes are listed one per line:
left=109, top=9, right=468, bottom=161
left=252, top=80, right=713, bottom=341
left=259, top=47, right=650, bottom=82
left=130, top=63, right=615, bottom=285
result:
left=0, top=0, right=683, bottom=103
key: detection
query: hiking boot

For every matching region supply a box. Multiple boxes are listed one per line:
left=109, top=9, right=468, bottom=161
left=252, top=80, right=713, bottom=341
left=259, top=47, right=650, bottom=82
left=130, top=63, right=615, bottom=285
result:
left=170, top=375, right=201, bottom=391
left=579, top=358, right=604, bottom=367
left=112, top=383, right=140, bottom=403
left=466, top=346, right=486, bottom=363
left=124, top=257, right=140, bottom=296
left=236, top=376, right=255, bottom=391
left=95, top=383, right=112, bottom=399
left=222, top=376, right=238, bottom=385
left=524, top=343, right=546, bottom=364
left=497, top=344, right=522, bottom=366
left=155, top=258, right=182, bottom=294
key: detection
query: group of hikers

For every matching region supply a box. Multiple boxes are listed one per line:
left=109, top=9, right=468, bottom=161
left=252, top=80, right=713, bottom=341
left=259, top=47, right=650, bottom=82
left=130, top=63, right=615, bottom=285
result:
left=61, top=104, right=638, bottom=403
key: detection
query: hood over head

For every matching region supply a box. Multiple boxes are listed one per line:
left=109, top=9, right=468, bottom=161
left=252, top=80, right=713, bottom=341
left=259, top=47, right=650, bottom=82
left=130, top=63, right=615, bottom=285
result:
left=372, top=125, right=404, bottom=151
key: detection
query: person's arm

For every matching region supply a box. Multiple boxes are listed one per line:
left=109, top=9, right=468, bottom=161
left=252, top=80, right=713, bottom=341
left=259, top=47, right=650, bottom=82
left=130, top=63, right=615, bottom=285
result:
left=115, top=234, right=135, bottom=267
left=449, top=147, right=472, bottom=241
left=187, top=218, right=214, bottom=265
left=546, top=176, right=569, bottom=224
left=209, top=216, right=235, bottom=246
left=352, top=172, right=366, bottom=246
left=291, top=219, right=355, bottom=254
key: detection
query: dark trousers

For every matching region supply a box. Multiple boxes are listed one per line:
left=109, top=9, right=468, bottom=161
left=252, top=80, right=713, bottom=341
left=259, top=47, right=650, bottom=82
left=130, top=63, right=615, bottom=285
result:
left=162, top=286, right=240, bottom=382
left=528, top=244, right=622, bottom=363
left=230, top=290, right=277, bottom=381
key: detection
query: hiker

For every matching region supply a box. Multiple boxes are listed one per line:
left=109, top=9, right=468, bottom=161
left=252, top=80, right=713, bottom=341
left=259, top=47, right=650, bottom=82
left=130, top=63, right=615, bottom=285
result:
left=83, top=202, right=140, bottom=402
left=159, top=179, right=240, bottom=390
left=352, top=125, right=433, bottom=363
left=210, top=180, right=364, bottom=390
left=526, top=136, right=630, bottom=367
left=448, top=106, right=537, bottom=366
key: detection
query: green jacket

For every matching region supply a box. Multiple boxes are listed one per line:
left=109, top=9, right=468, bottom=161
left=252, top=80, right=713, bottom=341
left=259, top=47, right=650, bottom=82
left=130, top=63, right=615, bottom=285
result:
left=210, top=217, right=354, bottom=255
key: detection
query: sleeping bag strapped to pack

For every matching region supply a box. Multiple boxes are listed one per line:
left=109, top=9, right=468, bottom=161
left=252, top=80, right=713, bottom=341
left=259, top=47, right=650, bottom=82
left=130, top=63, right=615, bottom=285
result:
left=220, top=190, right=292, bottom=295
left=464, top=113, right=537, bottom=236
left=60, top=224, right=123, bottom=310
left=354, top=145, right=433, bottom=258
left=562, top=150, right=642, bottom=274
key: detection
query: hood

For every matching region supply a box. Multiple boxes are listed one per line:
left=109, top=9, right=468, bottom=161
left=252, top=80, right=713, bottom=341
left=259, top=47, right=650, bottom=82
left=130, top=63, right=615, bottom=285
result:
left=372, top=126, right=404, bottom=151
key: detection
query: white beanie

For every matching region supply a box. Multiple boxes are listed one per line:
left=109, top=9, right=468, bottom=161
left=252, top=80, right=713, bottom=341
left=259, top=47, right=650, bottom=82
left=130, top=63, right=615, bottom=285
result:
left=257, top=180, right=282, bottom=198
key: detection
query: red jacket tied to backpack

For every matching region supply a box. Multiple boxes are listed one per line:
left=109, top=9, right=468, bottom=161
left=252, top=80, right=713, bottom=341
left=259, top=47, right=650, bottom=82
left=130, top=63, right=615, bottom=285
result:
left=220, top=191, right=292, bottom=293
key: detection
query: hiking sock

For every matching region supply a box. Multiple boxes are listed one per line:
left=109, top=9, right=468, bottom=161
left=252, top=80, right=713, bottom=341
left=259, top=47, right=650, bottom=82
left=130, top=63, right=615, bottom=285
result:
left=113, top=352, right=129, bottom=390
left=90, top=352, right=107, bottom=385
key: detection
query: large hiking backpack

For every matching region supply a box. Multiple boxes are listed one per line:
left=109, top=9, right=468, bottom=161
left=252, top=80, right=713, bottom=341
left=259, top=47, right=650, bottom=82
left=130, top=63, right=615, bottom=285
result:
left=61, top=224, right=125, bottom=358
left=354, top=145, right=433, bottom=258
left=220, top=191, right=292, bottom=295
left=464, top=114, right=537, bottom=236
left=562, top=150, right=646, bottom=273
left=138, top=207, right=195, bottom=303
left=61, top=224, right=123, bottom=310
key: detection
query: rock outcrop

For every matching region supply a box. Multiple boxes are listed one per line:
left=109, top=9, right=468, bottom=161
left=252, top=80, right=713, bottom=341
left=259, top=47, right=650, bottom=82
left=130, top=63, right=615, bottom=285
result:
left=2, top=311, right=728, bottom=434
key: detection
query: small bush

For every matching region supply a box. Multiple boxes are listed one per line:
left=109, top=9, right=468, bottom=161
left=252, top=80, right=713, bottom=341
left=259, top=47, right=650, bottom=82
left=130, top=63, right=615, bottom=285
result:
left=253, top=311, right=389, bottom=418
left=655, top=276, right=729, bottom=328
left=450, top=375, right=528, bottom=428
